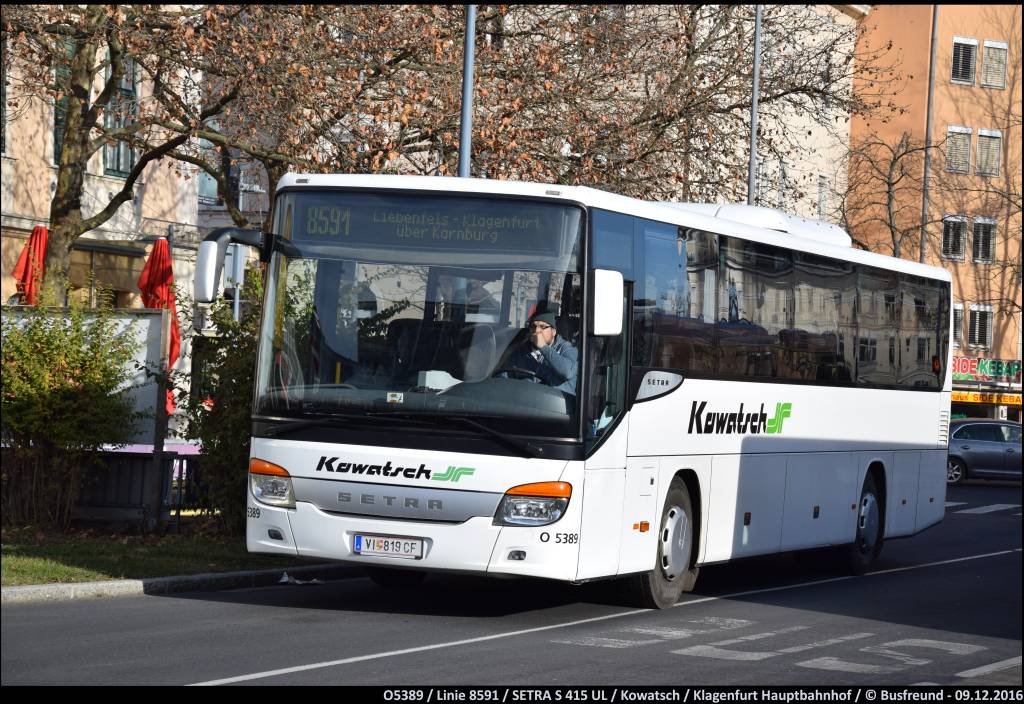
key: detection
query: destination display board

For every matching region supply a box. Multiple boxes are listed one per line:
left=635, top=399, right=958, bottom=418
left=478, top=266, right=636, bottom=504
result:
left=287, top=192, right=581, bottom=257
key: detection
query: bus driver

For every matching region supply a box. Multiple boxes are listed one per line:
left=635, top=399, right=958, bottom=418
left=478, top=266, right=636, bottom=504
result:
left=499, top=311, right=578, bottom=395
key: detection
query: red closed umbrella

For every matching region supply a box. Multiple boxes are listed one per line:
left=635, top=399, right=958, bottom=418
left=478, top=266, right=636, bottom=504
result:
left=137, top=237, right=181, bottom=414
left=12, top=225, right=48, bottom=305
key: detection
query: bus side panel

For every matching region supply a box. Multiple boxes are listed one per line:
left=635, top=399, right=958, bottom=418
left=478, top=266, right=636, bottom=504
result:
left=886, top=451, right=922, bottom=538
left=576, top=468, right=625, bottom=580
left=781, top=452, right=858, bottom=550
left=616, top=458, right=659, bottom=575
left=916, top=449, right=947, bottom=531
left=703, top=454, right=786, bottom=563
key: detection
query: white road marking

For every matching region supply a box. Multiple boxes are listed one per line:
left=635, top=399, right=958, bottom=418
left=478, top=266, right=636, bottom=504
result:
left=956, top=656, right=1023, bottom=678
left=799, top=639, right=987, bottom=675
left=626, top=618, right=752, bottom=641
left=798, top=656, right=898, bottom=675
left=776, top=633, right=876, bottom=654
left=557, top=617, right=753, bottom=648
left=945, top=502, right=967, bottom=508
left=673, top=630, right=874, bottom=661
left=672, top=626, right=810, bottom=661
left=882, top=639, right=986, bottom=656
left=188, top=548, right=1023, bottom=686
left=956, top=504, right=1021, bottom=514
left=551, top=636, right=661, bottom=649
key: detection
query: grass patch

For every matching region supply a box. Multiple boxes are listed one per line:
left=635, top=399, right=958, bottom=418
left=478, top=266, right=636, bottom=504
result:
left=1, top=522, right=321, bottom=587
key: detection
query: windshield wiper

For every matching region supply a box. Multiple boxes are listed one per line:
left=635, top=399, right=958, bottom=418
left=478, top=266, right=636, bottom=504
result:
left=446, top=415, right=545, bottom=459
left=366, top=410, right=544, bottom=458
left=262, top=412, right=431, bottom=437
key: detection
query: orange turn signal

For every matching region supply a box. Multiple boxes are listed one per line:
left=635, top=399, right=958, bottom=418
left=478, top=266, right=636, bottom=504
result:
left=249, top=458, right=290, bottom=477
left=505, top=482, right=572, bottom=498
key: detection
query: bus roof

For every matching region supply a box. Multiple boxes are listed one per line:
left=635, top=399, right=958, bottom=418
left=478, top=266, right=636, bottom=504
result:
left=277, top=173, right=952, bottom=284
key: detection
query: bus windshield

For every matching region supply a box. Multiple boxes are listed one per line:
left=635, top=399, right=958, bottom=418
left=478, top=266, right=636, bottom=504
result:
left=255, top=191, right=585, bottom=440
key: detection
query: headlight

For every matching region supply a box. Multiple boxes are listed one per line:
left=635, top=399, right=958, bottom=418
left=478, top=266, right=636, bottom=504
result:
left=249, top=458, right=295, bottom=509
left=494, top=482, right=571, bottom=527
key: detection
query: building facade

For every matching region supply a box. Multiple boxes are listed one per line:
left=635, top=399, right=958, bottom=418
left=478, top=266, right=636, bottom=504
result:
left=1, top=46, right=203, bottom=437
left=849, top=4, right=1022, bottom=421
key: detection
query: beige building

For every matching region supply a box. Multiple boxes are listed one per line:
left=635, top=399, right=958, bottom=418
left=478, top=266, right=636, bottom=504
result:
left=1, top=51, right=203, bottom=436
left=753, top=5, right=869, bottom=222
left=850, top=4, right=1022, bottom=421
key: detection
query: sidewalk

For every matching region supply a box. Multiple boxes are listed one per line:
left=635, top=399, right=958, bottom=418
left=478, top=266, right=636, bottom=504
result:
left=1, top=563, right=362, bottom=605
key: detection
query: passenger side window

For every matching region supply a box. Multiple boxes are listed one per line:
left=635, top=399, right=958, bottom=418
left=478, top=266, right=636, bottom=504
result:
left=637, top=222, right=718, bottom=372
left=857, top=270, right=899, bottom=386
left=955, top=425, right=1001, bottom=442
left=1001, top=425, right=1021, bottom=444
left=717, top=237, right=792, bottom=378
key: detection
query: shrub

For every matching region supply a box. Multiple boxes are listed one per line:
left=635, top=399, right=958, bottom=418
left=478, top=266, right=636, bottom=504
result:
left=1, top=294, right=142, bottom=529
left=183, top=268, right=264, bottom=536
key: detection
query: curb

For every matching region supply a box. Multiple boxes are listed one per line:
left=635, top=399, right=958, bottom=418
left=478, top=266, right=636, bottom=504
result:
left=1, top=564, right=362, bottom=605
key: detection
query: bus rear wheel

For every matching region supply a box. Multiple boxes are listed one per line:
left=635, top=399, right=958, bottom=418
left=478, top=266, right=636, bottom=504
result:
left=627, top=478, right=699, bottom=609
left=843, top=473, right=884, bottom=575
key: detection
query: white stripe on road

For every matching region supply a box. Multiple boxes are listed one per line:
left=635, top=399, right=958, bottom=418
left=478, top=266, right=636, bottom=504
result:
left=945, top=502, right=967, bottom=508
left=188, top=548, right=1023, bottom=686
left=956, top=504, right=1020, bottom=514
left=956, top=656, right=1023, bottom=678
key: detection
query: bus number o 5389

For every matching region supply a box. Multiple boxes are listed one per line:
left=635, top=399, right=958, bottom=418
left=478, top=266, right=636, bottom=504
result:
left=247, top=507, right=261, bottom=519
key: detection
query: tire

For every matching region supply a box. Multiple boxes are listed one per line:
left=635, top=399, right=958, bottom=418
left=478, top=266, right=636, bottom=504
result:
left=843, top=473, right=884, bottom=575
left=947, top=457, right=967, bottom=486
left=626, top=478, right=699, bottom=609
left=365, top=567, right=428, bottom=589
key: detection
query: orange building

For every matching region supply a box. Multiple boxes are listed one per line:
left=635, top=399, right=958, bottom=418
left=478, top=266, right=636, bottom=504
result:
left=850, top=4, right=1022, bottom=421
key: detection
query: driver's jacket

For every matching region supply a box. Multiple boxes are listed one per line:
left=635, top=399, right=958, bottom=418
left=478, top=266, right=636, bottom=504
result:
left=503, top=334, right=578, bottom=395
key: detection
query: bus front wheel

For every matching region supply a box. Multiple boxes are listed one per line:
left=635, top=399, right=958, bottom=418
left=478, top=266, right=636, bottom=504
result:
left=627, top=478, right=699, bottom=609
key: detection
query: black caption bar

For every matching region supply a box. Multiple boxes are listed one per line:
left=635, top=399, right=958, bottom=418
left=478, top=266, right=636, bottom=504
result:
left=352, top=687, right=1024, bottom=704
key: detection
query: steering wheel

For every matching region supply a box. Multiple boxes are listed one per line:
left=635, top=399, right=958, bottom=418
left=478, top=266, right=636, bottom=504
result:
left=493, top=366, right=544, bottom=382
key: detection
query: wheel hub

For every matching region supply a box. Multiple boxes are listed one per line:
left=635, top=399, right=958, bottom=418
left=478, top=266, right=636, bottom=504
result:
left=660, top=505, right=691, bottom=581
left=856, top=492, right=880, bottom=554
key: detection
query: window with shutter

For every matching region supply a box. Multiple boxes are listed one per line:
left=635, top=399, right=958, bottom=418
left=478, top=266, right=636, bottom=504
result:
left=976, top=133, right=1001, bottom=176
left=945, top=130, right=971, bottom=172
left=952, top=41, right=976, bottom=83
left=969, top=307, right=993, bottom=348
left=103, top=56, right=137, bottom=177
left=953, top=305, right=963, bottom=346
left=53, top=39, right=75, bottom=166
left=982, top=44, right=1007, bottom=88
left=973, top=220, right=996, bottom=261
left=942, top=216, right=966, bottom=258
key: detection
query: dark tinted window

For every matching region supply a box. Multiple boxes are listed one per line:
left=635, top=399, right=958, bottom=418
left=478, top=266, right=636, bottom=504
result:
left=900, top=274, right=944, bottom=389
left=594, top=212, right=945, bottom=391
left=638, top=225, right=717, bottom=372
left=789, top=253, right=856, bottom=383
left=857, top=270, right=899, bottom=386
left=954, top=424, right=1002, bottom=442
left=717, top=237, right=791, bottom=378
left=592, top=209, right=635, bottom=279
left=1001, top=425, right=1022, bottom=444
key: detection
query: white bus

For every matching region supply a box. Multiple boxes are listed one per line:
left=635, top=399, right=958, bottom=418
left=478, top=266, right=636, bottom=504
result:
left=195, top=174, right=952, bottom=608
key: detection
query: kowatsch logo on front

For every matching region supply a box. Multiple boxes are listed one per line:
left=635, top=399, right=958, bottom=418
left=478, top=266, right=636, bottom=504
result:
left=314, top=457, right=476, bottom=482
left=687, top=401, right=792, bottom=435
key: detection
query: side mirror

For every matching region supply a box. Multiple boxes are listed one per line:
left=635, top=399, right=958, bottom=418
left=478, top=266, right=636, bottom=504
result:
left=591, top=269, right=624, bottom=336
left=194, top=227, right=262, bottom=303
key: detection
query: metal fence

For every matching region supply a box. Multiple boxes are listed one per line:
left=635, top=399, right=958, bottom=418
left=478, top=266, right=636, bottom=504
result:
left=74, top=450, right=208, bottom=530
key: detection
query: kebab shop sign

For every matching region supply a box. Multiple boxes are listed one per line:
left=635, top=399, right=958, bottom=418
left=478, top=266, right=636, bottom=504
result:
left=953, top=357, right=1022, bottom=383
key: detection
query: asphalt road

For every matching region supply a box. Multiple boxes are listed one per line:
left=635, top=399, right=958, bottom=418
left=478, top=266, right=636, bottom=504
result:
left=2, top=481, right=1020, bottom=687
